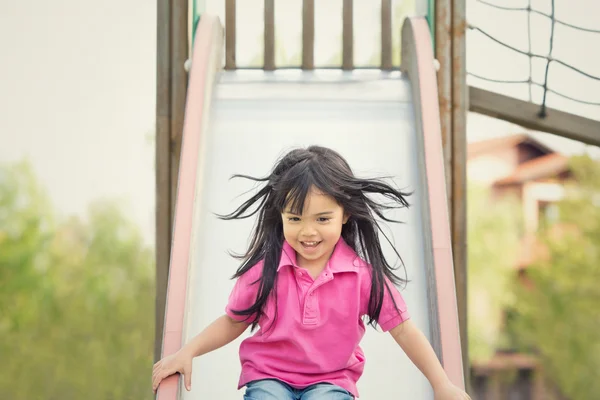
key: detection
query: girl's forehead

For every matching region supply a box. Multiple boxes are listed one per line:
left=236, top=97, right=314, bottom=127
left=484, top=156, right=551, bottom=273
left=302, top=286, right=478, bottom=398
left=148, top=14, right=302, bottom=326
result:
left=284, top=186, right=329, bottom=203
left=284, top=188, right=341, bottom=213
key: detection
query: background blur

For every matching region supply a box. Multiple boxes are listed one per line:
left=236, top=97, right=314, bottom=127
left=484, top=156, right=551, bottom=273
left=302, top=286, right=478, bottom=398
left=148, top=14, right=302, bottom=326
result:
left=1, top=0, right=598, bottom=399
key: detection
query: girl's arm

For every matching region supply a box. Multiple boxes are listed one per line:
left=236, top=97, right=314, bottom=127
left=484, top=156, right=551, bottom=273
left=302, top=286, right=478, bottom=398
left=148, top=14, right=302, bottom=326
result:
left=152, top=314, right=248, bottom=392
left=389, top=320, right=471, bottom=399
left=182, top=314, right=249, bottom=357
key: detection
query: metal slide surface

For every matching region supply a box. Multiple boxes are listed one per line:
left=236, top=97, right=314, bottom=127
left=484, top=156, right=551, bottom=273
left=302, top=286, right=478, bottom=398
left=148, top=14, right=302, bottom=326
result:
left=157, top=15, right=462, bottom=400
left=185, top=72, right=434, bottom=400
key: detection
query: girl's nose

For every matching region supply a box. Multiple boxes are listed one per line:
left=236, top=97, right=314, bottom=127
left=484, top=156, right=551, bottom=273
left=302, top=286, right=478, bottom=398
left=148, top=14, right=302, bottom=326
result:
left=300, top=224, right=317, bottom=236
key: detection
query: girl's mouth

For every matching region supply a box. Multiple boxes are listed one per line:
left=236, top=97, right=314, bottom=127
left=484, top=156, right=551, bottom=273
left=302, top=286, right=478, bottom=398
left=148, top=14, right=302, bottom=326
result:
left=300, top=241, right=322, bottom=250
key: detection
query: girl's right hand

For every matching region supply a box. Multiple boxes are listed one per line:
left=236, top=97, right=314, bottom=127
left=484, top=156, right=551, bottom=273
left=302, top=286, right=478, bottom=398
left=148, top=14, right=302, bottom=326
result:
left=152, top=348, right=194, bottom=393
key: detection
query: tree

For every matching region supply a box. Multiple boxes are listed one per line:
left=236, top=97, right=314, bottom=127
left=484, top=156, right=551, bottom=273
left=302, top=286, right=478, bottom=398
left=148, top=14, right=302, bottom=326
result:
left=0, top=161, right=155, bottom=399
left=467, top=184, right=522, bottom=362
left=509, top=155, right=600, bottom=399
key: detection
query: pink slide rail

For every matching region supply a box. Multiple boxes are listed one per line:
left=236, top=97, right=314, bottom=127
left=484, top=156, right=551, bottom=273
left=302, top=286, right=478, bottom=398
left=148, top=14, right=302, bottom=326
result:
left=156, top=15, right=223, bottom=400
left=401, top=16, right=465, bottom=388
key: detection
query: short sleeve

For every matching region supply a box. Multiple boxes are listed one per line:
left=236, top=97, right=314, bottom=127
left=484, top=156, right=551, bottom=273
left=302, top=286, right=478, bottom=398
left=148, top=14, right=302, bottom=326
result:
left=225, top=261, right=263, bottom=322
left=378, top=276, right=410, bottom=331
left=361, top=268, right=410, bottom=332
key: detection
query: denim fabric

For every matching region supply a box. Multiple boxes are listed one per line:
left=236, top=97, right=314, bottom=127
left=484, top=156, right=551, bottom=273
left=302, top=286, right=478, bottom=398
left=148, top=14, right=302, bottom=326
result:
left=244, top=379, right=354, bottom=400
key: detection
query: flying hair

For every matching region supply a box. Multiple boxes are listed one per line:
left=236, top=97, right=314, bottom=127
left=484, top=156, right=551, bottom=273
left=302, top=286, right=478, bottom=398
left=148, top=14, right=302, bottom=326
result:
left=217, top=145, right=412, bottom=330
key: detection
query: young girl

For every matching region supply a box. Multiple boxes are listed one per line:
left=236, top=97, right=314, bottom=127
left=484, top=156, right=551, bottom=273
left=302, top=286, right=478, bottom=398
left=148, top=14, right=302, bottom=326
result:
left=152, top=145, right=470, bottom=399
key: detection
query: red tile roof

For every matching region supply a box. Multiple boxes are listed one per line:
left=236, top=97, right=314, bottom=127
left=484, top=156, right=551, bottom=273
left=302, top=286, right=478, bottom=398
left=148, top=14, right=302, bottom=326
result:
left=495, top=153, right=569, bottom=185
left=468, top=133, right=555, bottom=158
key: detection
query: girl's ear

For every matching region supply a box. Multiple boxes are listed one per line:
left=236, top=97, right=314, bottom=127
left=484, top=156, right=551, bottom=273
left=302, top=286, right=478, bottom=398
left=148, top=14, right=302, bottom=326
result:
left=343, top=213, right=350, bottom=224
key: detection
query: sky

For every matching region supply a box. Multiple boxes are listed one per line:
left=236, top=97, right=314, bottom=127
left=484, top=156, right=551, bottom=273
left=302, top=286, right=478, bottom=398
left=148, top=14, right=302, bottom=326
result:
left=0, top=0, right=598, bottom=245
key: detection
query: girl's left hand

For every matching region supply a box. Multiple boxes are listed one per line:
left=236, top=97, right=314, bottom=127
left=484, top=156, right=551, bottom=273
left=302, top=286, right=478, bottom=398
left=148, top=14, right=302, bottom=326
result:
left=433, top=382, right=472, bottom=400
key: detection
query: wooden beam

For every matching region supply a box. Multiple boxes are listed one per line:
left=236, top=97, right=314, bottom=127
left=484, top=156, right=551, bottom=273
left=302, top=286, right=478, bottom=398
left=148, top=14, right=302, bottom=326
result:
left=470, top=86, right=600, bottom=147
left=170, top=0, right=188, bottom=219
left=381, top=0, right=392, bottom=70
left=264, top=0, right=275, bottom=70
left=225, top=0, right=236, bottom=69
left=437, top=0, right=469, bottom=390
left=155, top=0, right=171, bottom=363
left=451, top=0, right=469, bottom=389
left=302, top=0, right=314, bottom=69
left=435, top=0, right=452, bottom=199
left=155, top=0, right=188, bottom=363
left=342, top=0, right=353, bottom=70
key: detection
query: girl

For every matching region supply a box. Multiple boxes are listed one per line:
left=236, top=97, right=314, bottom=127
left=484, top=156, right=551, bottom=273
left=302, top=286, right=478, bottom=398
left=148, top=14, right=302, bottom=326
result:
left=152, top=145, right=470, bottom=399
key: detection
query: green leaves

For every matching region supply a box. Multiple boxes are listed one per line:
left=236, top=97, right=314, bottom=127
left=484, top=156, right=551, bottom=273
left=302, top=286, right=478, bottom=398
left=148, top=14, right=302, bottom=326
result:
left=467, top=184, right=523, bottom=362
left=0, top=161, right=155, bottom=399
left=509, top=156, right=600, bottom=399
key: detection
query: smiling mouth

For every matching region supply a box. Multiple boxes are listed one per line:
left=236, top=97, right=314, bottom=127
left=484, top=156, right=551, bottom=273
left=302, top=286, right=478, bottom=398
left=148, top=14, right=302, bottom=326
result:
left=300, top=241, right=322, bottom=248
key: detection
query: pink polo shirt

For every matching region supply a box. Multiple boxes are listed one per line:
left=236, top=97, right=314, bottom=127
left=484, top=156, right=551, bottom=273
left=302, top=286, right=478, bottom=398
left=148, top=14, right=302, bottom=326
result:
left=225, top=238, right=410, bottom=397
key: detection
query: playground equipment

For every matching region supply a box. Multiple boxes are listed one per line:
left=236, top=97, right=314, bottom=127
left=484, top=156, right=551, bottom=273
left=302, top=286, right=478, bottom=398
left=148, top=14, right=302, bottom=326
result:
left=156, top=14, right=464, bottom=400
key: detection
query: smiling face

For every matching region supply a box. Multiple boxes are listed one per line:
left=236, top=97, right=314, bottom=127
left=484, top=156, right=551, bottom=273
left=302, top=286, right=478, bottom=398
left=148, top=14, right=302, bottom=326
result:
left=281, top=186, right=349, bottom=271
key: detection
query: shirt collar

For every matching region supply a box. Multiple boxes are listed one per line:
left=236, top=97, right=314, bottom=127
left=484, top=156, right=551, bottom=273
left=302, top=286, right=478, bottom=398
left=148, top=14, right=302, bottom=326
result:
left=278, top=237, right=364, bottom=272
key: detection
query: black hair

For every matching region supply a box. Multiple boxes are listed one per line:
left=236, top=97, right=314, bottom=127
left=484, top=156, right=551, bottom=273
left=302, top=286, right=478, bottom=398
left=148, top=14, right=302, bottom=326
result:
left=218, top=145, right=411, bottom=330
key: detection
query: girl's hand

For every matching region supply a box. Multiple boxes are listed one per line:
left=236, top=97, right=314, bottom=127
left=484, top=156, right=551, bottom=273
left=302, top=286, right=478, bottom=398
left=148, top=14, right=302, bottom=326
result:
left=152, top=348, right=194, bottom=393
left=433, top=381, right=472, bottom=400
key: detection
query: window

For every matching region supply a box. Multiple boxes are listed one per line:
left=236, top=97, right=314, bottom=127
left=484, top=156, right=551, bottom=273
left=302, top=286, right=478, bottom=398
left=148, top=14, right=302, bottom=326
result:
left=538, top=200, right=559, bottom=230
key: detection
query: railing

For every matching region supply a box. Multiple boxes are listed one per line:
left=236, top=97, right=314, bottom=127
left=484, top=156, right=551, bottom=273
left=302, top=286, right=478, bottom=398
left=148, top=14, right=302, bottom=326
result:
left=189, top=0, right=433, bottom=71
left=225, top=0, right=395, bottom=70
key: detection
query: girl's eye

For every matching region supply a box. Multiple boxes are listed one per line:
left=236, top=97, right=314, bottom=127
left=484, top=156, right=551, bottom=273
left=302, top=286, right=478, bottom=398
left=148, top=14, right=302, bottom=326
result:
left=288, top=217, right=300, bottom=222
left=317, top=217, right=330, bottom=222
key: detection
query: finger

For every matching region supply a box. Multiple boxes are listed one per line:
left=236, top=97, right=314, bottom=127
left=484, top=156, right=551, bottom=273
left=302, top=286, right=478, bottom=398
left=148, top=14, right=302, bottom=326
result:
left=153, top=370, right=167, bottom=392
left=152, top=372, right=162, bottom=391
left=183, top=364, right=192, bottom=391
left=153, top=361, right=162, bottom=372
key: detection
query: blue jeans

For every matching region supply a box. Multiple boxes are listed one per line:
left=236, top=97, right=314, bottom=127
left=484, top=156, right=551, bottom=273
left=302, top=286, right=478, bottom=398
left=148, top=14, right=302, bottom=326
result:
left=244, top=379, right=354, bottom=399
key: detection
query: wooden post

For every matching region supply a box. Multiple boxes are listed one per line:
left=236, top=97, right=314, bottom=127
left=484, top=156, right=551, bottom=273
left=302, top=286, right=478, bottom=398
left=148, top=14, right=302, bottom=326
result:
left=155, top=0, right=171, bottom=363
left=264, top=0, right=275, bottom=70
left=342, top=0, right=353, bottom=70
left=435, top=0, right=452, bottom=199
left=225, top=0, right=236, bottom=70
left=381, top=0, right=393, bottom=70
left=170, top=0, right=188, bottom=217
left=435, top=0, right=469, bottom=389
left=155, top=0, right=188, bottom=362
left=302, top=0, right=315, bottom=70
left=451, top=0, right=468, bottom=389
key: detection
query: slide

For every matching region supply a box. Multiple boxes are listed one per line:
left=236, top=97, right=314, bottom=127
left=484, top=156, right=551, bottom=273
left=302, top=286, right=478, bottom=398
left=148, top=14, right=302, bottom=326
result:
left=157, top=15, right=464, bottom=400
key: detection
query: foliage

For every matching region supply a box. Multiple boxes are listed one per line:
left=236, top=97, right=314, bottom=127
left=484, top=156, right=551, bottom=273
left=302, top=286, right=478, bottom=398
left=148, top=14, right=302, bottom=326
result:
left=0, top=161, right=155, bottom=400
left=508, top=155, right=600, bottom=400
left=467, top=183, right=522, bottom=362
